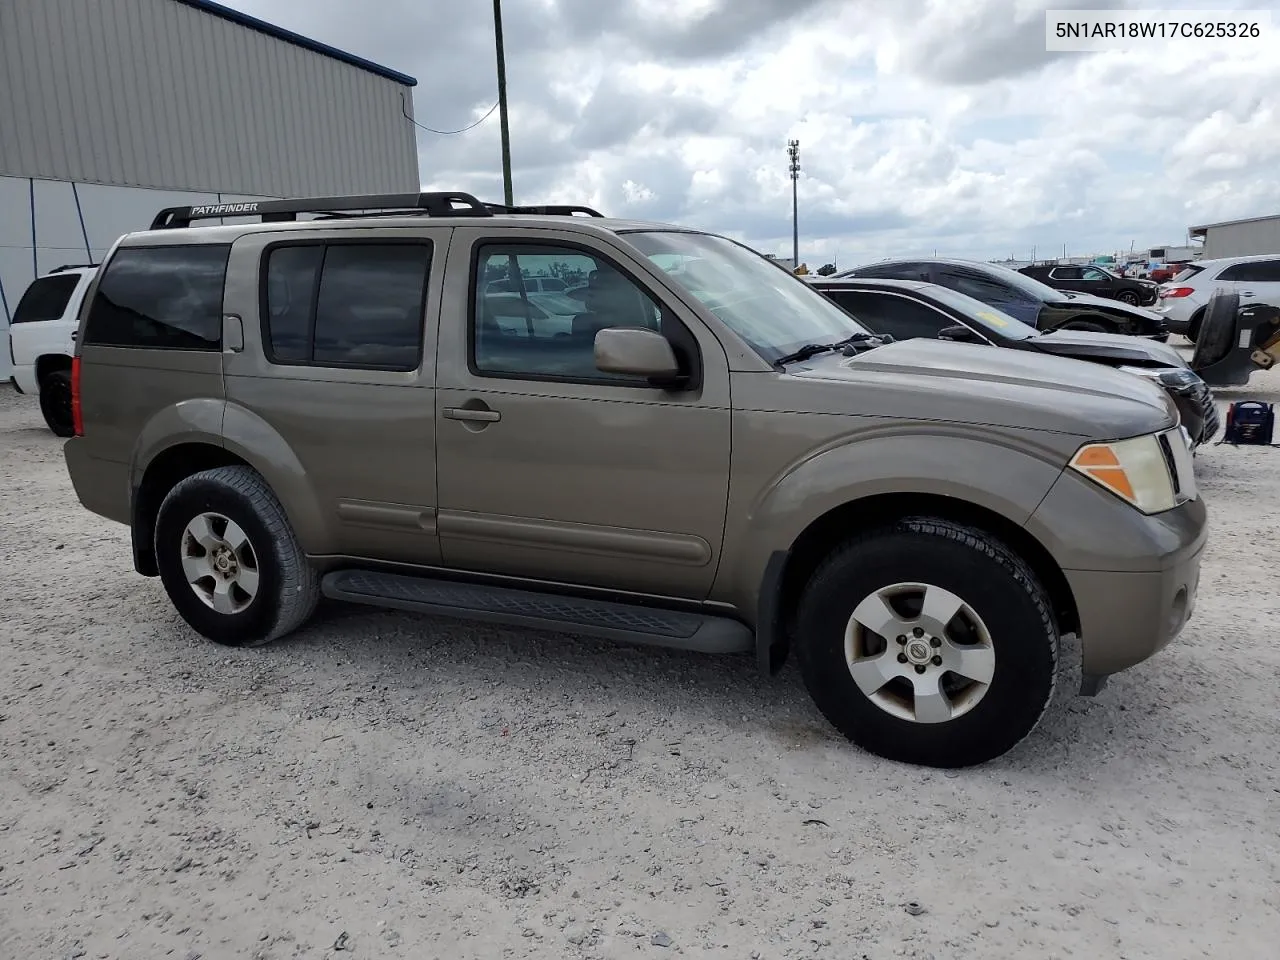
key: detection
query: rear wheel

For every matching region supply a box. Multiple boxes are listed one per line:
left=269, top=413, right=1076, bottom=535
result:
left=795, top=517, right=1059, bottom=768
left=38, top=368, right=75, bottom=437
left=1186, top=310, right=1205, bottom=343
left=154, top=466, right=319, bottom=646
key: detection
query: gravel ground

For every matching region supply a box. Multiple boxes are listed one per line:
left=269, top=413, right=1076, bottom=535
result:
left=3, top=364, right=1280, bottom=960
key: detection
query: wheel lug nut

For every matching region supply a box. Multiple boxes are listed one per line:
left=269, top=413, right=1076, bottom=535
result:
left=896, top=635, right=907, bottom=644
left=914, top=665, right=926, bottom=674
left=930, top=637, right=941, bottom=648
left=912, top=627, right=924, bottom=638
left=932, top=655, right=943, bottom=666
left=897, top=653, right=908, bottom=664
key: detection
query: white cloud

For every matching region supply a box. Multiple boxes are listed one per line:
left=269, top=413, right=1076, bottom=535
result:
left=225, top=0, right=1280, bottom=266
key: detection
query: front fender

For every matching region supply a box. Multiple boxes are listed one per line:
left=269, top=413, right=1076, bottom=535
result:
left=718, top=428, right=1071, bottom=616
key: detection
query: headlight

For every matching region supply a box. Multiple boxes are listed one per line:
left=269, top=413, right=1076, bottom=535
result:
left=1117, top=364, right=1200, bottom=390
left=1068, top=433, right=1178, bottom=514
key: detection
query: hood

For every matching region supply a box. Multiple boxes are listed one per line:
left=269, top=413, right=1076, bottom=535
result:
left=785, top=337, right=1177, bottom=440
left=1030, top=328, right=1188, bottom=367
left=1057, top=292, right=1164, bottom=321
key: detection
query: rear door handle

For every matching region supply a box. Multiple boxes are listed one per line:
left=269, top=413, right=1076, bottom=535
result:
left=443, top=406, right=501, bottom=422
left=1240, top=290, right=1255, bottom=297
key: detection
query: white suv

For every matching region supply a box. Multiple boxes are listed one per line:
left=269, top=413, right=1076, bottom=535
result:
left=6, top=264, right=97, bottom=435
left=1155, top=254, right=1280, bottom=341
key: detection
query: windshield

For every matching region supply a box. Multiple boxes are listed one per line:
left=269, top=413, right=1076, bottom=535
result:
left=624, top=231, right=869, bottom=361
left=924, top=285, right=1041, bottom=340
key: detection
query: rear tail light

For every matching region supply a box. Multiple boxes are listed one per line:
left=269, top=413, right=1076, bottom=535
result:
left=1161, top=286, right=1195, bottom=299
left=71, top=356, right=84, bottom=436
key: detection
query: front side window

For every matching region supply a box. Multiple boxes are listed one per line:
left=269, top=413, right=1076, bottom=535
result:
left=12, top=274, right=81, bottom=324
left=624, top=230, right=868, bottom=363
left=472, top=244, right=662, bottom=381
left=83, top=245, right=229, bottom=349
left=263, top=242, right=431, bottom=371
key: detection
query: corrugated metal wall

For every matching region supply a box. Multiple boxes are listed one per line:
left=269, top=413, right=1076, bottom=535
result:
left=1202, top=219, right=1280, bottom=259
left=0, top=0, right=419, bottom=196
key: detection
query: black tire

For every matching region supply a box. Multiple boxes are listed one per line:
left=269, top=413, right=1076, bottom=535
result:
left=1115, top=290, right=1139, bottom=306
left=795, top=517, right=1058, bottom=768
left=1186, top=309, right=1205, bottom=343
left=1189, top=292, right=1238, bottom=370
left=38, top=368, right=75, bottom=437
left=154, top=465, right=319, bottom=647
left=1059, top=318, right=1109, bottom=333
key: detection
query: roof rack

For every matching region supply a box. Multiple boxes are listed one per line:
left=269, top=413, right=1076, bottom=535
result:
left=50, top=262, right=99, bottom=273
left=483, top=203, right=605, bottom=217
left=149, top=191, right=495, bottom=230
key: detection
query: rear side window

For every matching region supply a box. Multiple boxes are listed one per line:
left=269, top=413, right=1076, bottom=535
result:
left=1217, top=260, right=1280, bottom=283
left=262, top=241, right=431, bottom=371
left=11, top=274, right=81, bottom=324
left=83, top=245, right=229, bottom=350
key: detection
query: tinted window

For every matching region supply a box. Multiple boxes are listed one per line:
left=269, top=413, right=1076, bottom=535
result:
left=473, top=244, right=661, bottom=381
left=263, top=242, right=431, bottom=370
left=84, top=245, right=229, bottom=349
left=1051, top=266, right=1083, bottom=280
left=936, top=268, right=1023, bottom=304
left=11, top=274, right=80, bottom=324
left=851, top=262, right=930, bottom=281
left=1217, top=260, right=1280, bottom=283
left=264, top=246, right=322, bottom=362
left=830, top=290, right=954, bottom=340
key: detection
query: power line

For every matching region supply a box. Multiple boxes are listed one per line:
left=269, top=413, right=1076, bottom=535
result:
left=400, top=92, right=499, bottom=136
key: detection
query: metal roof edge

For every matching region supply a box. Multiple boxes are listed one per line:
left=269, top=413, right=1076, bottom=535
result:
left=171, top=0, right=418, bottom=87
left=1188, top=213, right=1280, bottom=234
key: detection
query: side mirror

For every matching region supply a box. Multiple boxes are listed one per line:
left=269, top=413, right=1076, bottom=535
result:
left=938, top=324, right=985, bottom=344
left=594, top=326, right=681, bottom=381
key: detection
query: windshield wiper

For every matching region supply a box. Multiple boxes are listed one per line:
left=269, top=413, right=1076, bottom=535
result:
left=774, top=333, right=880, bottom=366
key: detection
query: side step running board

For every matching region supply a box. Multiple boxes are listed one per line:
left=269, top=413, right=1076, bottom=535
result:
left=321, top=570, right=754, bottom=655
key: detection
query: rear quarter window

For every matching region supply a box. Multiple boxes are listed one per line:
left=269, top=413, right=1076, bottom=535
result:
left=83, top=245, right=230, bottom=350
left=11, top=274, right=81, bottom=324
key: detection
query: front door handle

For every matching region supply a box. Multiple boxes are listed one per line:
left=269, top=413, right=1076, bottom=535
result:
left=1240, top=290, right=1255, bottom=297
left=443, top=406, right=501, bottom=423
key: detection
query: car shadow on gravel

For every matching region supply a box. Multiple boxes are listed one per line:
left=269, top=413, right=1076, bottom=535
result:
left=239, top=597, right=1196, bottom=777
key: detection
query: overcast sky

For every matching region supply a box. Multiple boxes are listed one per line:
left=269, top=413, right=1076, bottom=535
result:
left=223, top=0, right=1280, bottom=267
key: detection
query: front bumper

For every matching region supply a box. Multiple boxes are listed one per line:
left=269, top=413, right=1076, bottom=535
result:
left=1025, top=470, right=1207, bottom=680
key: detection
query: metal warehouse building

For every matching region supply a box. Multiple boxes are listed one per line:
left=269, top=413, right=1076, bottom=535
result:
left=1189, top=214, right=1280, bottom=260
left=0, top=0, right=420, bottom=376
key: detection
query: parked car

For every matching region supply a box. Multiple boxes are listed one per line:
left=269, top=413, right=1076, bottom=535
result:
left=5, top=263, right=98, bottom=436
left=63, top=191, right=1205, bottom=768
left=1018, top=263, right=1159, bottom=307
left=1155, top=254, right=1280, bottom=340
left=836, top=258, right=1170, bottom=340
left=809, top=277, right=1219, bottom=446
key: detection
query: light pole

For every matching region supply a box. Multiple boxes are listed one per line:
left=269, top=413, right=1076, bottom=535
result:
left=493, top=0, right=513, bottom=206
left=787, top=139, right=800, bottom=270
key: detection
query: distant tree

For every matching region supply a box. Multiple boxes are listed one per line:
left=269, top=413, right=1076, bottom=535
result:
left=816, top=263, right=837, bottom=276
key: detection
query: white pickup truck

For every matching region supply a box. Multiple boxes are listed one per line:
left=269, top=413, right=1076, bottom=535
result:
left=6, top=264, right=97, bottom=435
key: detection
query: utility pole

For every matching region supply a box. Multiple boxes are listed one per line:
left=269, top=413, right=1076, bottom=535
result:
left=493, top=0, right=513, bottom=206
left=787, top=139, right=800, bottom=270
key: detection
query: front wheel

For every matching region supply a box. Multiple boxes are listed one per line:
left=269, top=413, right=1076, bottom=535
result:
left=795, top=517, right=1059, bottom=768
left=154, top=466, right=319, bottom=647
left=38, top=369, right=75, bottom=437
left=1115, top=290, right=1139, bottom=306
